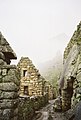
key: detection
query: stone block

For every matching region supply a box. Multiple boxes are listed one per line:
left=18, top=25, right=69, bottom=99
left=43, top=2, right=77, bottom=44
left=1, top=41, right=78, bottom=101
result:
left=0, top=99, right=18, bottom=109
left=0, top=83, right=18, bottom=91
left=0, top=100, right=14, bottom=109
left=0, top=109, right=3, bottom=116
left=3, top=109, right=12, bottom=118
left=2, top=69, right=7, bottom=76
left=0, top=78, right=2, bottom=83
left=76, top=72, right=81, bottom=82
left=0, top=76, right=2, bottom=79
left=0, top=69, right=2, bottom=75
left=0, top=92, right=18, bottom=99
left=8, top=69, right=16, bottom=76
left=78, top=63, right=81, bottom=70
left=14, top=108, right=18, bottom=116
left=2, top=75, right=20, bottom=86
left=13, top=116, right=18, bottom=120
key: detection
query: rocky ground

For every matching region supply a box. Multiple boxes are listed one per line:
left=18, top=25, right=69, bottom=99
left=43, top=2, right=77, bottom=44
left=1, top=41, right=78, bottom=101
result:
left=33, top=100, right=67, bottom=120
left=33, top=100, right=81, bottom=120
left=32, top=99, right=81, bottom=120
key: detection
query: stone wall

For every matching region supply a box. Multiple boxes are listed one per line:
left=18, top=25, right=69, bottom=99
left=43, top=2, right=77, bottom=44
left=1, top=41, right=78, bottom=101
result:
left=63, top=21, right=81, bottom=63
left=18, top=94, right=48, bottom=120
left=0, top=65, right=20, bottom=120
left=17, top=57, right=45, bottom=96
left=59, top=21, right=81, bottom=111
left=0, top=32, right=50, bottom=120
left=44, top=81, right=56, bottom=100
left=0, top=32, right=20, bottom=120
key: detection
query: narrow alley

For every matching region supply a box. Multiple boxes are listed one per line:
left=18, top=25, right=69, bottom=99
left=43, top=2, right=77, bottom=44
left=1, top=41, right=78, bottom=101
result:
left=33, top=100, right=66, bottom=120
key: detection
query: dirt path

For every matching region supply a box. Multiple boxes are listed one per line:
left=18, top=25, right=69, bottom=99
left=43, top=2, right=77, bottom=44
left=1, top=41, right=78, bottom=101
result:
left=33, top=100, right=66, bottom=120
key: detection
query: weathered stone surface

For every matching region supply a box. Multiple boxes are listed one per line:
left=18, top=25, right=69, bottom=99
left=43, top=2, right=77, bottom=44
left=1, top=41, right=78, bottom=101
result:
left=18, top=97, right=35, bottom=120
left=18, top=95, right=48, bottom=120
left=59, top=44, right=79, bottom=89
left=74, top=101, right=81, bottom=120
left=2, top=108, right=18, bottom=120
left=53, top=96, right=62, bottom=112
left=0, top=59, right=6, bottom=66
left=76, top=72, right=81, bottom=81
left=2, top=69, right=7, bottom=76
left=65, top=101, right=81, bottom=120
left=0, top=32, right=20, bottom=120
left=58, top=21, right=81, bottom=111
left=0, top=92, right=18, bottom=99
left=63, top=21, right=81, bottom=61
left=2, top=75, right=20, bottom=86
left=0, top=52, right=5, bottom=60
left=0, top=83, right=18, bottom=91
left=17, top=57, right=45, bottom=97
left=0, top=99, right=18, bottom=109
left=0, top=78, right=2, bottom=83
left=0, top=31, right=50, bottom=120
left=0, top=32, right=17, bottom=61
left=3, top=109, right=13, bottom=118
left=0, top=109, right=3, bottom=116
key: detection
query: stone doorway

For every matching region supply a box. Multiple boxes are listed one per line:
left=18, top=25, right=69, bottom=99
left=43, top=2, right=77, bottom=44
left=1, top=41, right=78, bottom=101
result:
left=24, top=86, right=29, bottom=95
left=62, top=76, right=75, bottom=111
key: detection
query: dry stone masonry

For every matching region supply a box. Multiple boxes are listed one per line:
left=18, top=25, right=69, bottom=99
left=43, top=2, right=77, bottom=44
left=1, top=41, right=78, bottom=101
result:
left=0, top=32, right=49, bottom=120
left=0, top=32, right=20, bottom=120
left=44, top=80, right=55, bottom=100
left=17, top=57, right=45, bottom=97
left=59, top=21, right=81, bottom=111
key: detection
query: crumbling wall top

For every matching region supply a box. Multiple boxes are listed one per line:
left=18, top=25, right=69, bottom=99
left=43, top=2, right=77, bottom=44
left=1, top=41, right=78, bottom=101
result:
left=0, top=32, right=17, bottom=64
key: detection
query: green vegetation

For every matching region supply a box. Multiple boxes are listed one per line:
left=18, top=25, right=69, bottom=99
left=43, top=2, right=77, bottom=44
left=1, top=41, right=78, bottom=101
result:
left=39, top=54, right=63, bottom=90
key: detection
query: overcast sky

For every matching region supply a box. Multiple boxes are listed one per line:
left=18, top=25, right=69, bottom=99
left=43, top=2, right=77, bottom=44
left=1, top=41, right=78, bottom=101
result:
left=0, top=0, right=81, bottom=66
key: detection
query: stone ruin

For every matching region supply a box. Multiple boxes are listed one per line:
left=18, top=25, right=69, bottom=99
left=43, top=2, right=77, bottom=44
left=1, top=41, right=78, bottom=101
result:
left=44, top=80, right=56, bottom=100
left=0, top=32, right=20, bottom=120
left=59, top=21, right=81, bottom=111
left=17, top=57, right=45, bottom=96
left=2, top=21, right=81, bottom=118
left=0, top=32, right=55, bottom=120
left=17, top=57, right=55, bottom=100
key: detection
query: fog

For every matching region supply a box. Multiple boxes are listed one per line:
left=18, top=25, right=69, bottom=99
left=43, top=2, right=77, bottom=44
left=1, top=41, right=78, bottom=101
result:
left=0, top=0, right=81, bottom=66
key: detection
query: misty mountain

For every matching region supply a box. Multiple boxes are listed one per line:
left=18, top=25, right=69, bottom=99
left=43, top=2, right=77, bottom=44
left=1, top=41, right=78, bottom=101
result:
left=37, top=33, right=69, bottom=87
left=38, top=53, right=63, bottom=87
left=38, top=53, right=62, bottom=73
